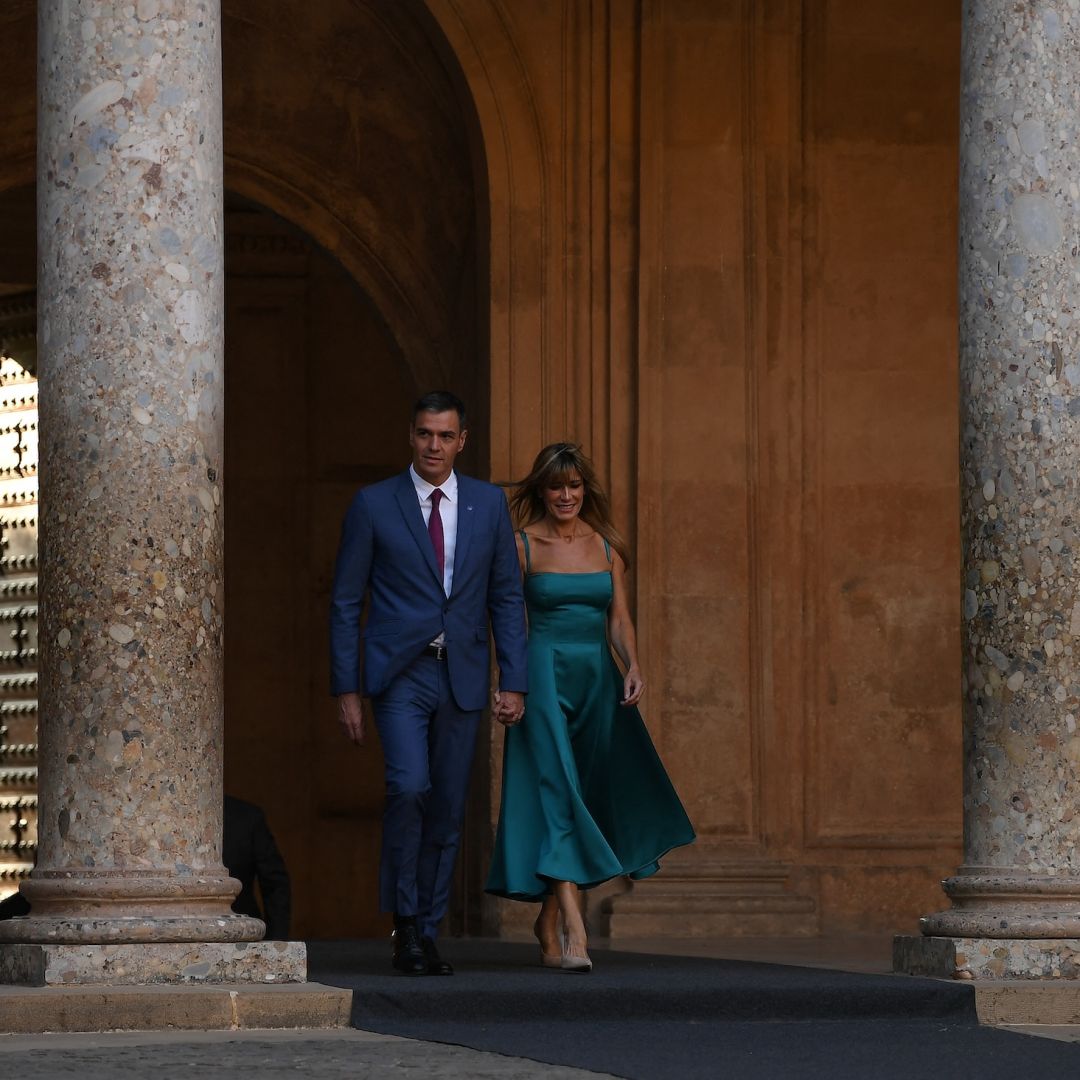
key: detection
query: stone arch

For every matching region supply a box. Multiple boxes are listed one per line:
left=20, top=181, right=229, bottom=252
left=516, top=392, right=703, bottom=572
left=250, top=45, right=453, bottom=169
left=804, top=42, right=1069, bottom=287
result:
left=221, top=158, right=444, bottom=393
left=220, top=0, right=480, bottom=415
left=0, top=0, right=485, bottom=415
left=216, top=0, right=485, bottom=937
left=0, top=0, right=524, bottom=937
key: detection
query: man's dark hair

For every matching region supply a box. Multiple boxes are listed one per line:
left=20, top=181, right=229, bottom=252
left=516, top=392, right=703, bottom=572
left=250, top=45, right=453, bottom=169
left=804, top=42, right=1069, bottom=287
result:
left=413, top=391, right=467, bottom=430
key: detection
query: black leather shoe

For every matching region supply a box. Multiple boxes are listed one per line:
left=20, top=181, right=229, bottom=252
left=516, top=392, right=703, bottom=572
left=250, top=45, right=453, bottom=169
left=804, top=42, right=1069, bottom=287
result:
left=422, top=936, right=454, bottom=975
left=391, top=920, right=427, bottom=976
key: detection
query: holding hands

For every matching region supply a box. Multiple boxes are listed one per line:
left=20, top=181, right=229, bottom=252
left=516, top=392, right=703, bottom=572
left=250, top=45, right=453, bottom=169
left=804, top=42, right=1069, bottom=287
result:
left=494, top=689, right=526, bottom=726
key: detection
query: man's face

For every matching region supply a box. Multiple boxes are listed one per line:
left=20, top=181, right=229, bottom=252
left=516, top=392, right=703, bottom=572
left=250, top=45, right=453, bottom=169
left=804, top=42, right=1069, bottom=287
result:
left=409, top=409, right=467, bottom=485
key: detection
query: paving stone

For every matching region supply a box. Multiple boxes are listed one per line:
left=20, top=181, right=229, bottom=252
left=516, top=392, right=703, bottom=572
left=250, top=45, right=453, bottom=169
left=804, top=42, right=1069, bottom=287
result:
left=0, top=1029, right=612, bottom=1079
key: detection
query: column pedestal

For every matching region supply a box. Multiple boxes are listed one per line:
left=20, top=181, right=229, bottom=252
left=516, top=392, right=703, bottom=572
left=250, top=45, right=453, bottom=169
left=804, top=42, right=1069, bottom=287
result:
left=895, top=936, right=1080, bottom=980
left=1, top=941, right=307, bottom=986
left=899, top=870, right=1080, bottom=978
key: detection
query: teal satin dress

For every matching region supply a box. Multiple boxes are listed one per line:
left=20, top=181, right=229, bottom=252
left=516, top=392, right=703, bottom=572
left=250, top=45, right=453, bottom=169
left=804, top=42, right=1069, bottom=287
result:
left=485, top=535, right=695, bottom=901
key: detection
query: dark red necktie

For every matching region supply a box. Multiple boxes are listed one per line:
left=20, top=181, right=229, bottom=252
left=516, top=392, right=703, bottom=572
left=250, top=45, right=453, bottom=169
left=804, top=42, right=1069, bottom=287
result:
left=428, top=488, right=445, bottom=580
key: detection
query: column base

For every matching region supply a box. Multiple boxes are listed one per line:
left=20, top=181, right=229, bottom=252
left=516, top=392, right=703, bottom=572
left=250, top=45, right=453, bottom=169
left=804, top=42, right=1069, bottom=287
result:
left=0, top=871, right=267, bottom=944
left=894, top=934, right=1080, bottom=980
left=0, top=941, right=307, bottom=986
left=917, top=869, right=1080, bottom=939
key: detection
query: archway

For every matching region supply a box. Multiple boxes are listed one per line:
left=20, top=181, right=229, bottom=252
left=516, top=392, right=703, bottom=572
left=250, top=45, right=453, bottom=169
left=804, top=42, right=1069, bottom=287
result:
left=219, top=1, right=483, bottom=938
left=221, top=194, right=420, bottom=939
left=0, top=0, right=491, bottom=939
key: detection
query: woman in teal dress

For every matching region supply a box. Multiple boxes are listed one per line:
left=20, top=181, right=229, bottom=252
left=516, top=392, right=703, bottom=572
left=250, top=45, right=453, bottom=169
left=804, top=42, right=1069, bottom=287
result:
left=486, top=443, right=695, bottom=971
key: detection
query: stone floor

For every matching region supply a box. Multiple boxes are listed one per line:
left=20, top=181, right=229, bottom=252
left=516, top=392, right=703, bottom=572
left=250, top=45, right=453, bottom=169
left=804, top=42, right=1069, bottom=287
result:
left=0, top=1028, right=613, bottom=1079
left=4, top=935, right=1080, bottom=1078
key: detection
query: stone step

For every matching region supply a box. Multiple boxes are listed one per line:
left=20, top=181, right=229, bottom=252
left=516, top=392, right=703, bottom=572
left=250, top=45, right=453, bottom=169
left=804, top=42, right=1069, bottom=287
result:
left=0, top=983, right=351, bottom=1034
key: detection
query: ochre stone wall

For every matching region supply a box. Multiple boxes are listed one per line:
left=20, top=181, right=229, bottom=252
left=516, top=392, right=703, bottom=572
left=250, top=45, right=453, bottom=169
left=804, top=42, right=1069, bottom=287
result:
left=434, top=0, right=964, bottom=935
left=798, top=2, right=962, bottom=926
left=643, top=0, right=961, bottom=931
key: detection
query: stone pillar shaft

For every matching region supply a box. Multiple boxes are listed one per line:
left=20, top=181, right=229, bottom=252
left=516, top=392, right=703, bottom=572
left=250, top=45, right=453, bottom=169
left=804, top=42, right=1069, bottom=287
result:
left=925, top=0, right=1080, bottom=941
left=0, top=0, right=258, bottom=943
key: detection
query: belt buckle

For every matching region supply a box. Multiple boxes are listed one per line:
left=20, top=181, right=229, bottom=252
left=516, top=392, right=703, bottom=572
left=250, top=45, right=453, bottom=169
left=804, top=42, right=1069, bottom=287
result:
left=428, top=643, right=447, bottom=661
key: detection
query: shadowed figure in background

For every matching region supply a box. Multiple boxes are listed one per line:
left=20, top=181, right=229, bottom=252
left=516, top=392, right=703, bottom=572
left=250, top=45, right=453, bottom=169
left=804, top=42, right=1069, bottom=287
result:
left=224, top=794, right=291, bottom=940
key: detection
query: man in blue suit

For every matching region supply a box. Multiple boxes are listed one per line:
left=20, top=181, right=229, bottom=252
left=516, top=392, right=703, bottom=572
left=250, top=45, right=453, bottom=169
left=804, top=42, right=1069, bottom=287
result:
left=330, top=391, right=527, bottom=975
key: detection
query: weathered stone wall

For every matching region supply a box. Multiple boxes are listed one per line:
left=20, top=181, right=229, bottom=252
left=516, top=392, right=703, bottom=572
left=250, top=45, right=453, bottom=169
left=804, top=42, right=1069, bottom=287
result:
left=437, top=0, right=964, bottom=936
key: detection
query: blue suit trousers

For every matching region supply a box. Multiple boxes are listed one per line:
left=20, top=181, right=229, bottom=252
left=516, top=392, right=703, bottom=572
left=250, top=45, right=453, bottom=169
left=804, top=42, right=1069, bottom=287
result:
left=373, top=653, right=481, bottom=941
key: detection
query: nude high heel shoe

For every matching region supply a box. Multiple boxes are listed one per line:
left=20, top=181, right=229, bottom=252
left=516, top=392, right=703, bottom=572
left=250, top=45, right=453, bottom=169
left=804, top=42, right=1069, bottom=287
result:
left=560, top=930, right=593, bottom=973
left=535, top=916, right=562, bottom=968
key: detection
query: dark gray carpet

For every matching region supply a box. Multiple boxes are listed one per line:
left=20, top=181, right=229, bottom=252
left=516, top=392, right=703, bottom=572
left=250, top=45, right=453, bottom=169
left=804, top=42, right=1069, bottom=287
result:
left=307, top=939, right=1080, bottom=1079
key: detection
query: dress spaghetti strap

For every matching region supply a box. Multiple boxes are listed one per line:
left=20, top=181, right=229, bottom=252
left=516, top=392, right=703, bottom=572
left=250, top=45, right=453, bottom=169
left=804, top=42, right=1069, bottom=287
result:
left=602, top=537, right=612, bottom=564
left=520, top=530, right=532, bottom=573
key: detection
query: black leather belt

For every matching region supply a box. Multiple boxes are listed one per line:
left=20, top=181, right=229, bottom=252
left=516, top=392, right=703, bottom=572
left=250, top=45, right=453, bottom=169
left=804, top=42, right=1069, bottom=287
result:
left=424, top=643, right=448, bottom=661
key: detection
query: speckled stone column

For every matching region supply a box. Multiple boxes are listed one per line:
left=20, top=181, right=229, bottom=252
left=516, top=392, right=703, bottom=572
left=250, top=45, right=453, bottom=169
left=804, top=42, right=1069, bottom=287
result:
left=0, top=0, right=259, bottom=944
left=898, top=1, right=1080, bottom=979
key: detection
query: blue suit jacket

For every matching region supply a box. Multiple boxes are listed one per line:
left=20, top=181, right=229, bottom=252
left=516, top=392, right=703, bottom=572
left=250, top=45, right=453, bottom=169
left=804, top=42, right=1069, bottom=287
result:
left=329, top=470, right=528, bottom=711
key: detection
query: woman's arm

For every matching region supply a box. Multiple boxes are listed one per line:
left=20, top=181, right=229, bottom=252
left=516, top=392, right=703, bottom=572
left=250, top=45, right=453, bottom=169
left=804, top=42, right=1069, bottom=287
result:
left=608, top=551, right=645, bottom=706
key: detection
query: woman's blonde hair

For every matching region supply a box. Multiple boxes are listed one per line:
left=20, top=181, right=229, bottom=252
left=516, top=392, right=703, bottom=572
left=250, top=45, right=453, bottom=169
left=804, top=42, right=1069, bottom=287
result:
left=510, top=443, right=630, bottom=566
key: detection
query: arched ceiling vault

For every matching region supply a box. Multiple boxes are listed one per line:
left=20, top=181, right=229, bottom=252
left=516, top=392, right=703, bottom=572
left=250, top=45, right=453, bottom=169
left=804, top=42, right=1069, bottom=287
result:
left=0, top=0, right=479, bottom=396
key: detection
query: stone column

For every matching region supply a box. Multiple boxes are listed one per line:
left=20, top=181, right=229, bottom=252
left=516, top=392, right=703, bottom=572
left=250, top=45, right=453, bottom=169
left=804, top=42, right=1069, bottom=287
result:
left=0, top=0, right=259, bottom=947
left=897, top=1, right=1080, bottom=980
